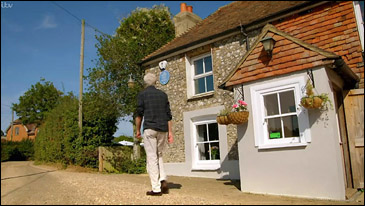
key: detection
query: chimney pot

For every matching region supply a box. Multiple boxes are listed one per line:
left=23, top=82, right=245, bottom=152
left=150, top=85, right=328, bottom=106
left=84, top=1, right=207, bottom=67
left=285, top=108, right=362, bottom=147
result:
left=187, top=5, right=193, bottom=13
left=180, top=3, right=187, bottom=13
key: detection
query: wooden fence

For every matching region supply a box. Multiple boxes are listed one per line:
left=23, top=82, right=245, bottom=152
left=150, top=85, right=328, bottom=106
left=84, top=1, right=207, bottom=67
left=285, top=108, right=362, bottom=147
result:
left=344, top=89, right=364, bottom=189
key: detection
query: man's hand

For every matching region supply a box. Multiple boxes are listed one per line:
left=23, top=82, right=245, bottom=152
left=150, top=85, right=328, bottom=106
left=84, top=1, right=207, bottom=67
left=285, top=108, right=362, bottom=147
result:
left=135, top=116, right=142, bottom=140
left=136, top=130, right=142, bottom=139
left=168, top=132, right=174, bottom=144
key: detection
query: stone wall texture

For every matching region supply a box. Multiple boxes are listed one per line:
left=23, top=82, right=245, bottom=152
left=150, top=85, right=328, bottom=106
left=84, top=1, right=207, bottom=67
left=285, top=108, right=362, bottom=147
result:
left=145, top=31, right=260, bottom=162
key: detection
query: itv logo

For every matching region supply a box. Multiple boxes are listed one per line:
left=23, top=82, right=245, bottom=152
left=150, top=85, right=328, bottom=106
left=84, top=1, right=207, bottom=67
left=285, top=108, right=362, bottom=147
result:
left=1, top=2, right=13, bottom=9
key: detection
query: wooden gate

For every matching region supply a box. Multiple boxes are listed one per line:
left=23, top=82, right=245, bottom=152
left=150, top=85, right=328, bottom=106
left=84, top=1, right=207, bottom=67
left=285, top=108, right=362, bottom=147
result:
left=344, top=89, right=364, bottom=189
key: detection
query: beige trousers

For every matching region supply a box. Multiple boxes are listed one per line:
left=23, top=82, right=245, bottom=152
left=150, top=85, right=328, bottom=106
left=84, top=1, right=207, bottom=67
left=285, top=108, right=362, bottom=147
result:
left=143, top=129, right=168, bottom=192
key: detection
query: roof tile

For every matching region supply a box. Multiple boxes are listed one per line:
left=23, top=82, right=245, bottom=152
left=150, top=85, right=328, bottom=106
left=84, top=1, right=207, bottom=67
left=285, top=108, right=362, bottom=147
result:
left=142, top=1, right=308, bottom=63
left=224, top=24, right=338, bottom=87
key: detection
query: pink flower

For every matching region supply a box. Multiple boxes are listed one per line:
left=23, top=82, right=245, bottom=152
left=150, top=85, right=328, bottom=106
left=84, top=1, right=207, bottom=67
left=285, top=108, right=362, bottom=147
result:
left=238, top=100, right=247, bottom=106
left=233, top=104, right=238, bottom=108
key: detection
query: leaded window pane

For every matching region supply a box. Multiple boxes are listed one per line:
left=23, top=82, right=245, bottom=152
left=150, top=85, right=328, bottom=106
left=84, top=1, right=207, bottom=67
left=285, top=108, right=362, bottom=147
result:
left=267, top=117, right=282, bottom=139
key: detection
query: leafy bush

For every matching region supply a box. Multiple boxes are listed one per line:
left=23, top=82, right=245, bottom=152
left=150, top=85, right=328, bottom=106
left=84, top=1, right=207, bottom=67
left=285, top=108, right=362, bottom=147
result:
left=105, top=146, right=146, bottom=174
left=34, top=92, right=118, bottom=169
left=1, top=139, right=34, bottom=162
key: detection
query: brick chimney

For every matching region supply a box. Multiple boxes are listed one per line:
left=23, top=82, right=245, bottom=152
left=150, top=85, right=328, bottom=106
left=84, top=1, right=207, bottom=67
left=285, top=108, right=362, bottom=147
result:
left=173, top=3, right=202, bottom=37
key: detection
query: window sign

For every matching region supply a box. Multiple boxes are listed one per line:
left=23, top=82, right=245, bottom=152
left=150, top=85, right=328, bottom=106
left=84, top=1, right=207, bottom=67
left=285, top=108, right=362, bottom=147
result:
left=264, top=90, right=300, bottom=140
left=250, top=76, right=311, bottom=149
left=269, top=132, right=281, bottom=139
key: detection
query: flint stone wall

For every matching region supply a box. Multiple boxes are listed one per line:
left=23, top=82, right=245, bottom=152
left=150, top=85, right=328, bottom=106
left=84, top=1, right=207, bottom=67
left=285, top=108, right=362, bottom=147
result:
left=145, top=30, right=260, bottom=163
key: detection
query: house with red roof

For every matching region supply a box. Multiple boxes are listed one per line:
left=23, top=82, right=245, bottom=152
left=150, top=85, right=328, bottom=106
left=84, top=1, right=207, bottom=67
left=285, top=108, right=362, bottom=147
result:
left=6, top=119, right=39, bottom=142
left=141, top=1, right=364, bottom=200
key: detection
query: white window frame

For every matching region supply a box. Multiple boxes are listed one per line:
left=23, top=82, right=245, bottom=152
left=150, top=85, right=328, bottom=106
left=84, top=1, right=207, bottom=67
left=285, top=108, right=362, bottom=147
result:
left=185, top=52, right=214, bottom=99
left=353, top=1, right=364, bottom=52
left=250, top=76, right=311, bottom=149
left=191, top=116, right=220, bottom=170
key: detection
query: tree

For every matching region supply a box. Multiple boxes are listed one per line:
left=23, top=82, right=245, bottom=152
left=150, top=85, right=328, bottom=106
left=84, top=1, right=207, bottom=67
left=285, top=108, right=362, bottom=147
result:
left=12, top=78, right=63, bottom=125
left=86, top=4, right=175, bottom=120
left=35, top=92, right=118, bottom=168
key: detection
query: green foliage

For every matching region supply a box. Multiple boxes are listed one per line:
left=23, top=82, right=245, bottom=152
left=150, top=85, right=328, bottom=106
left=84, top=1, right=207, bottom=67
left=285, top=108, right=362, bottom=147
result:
left=217, top=107, right=231, bottom=116
left=34, top=91, right=118, bottom=168
left=105, top=146, right=146, bottom=174
left=74, top=145, right=99, bottom=168
left=12, top=78, right=63, bottom=125
left=86, top=4, right=175, bottom=120
left=34, top=93, right=79, bottom=165
left=1, top=139, right=34, bottom=162
left=300, top=79, right=333, bottom=110
left=82, top=92, right=118, bottom=147
left=32, top=4, right=175, bottom=170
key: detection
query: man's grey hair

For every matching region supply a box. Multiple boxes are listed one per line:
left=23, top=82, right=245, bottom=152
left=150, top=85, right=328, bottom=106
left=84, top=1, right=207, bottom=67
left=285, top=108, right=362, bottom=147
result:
left=144, top=73, right=157, bottom=86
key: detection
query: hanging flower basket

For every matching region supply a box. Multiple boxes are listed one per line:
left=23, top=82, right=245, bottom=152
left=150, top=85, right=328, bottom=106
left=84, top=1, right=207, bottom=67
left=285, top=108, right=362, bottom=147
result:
left=228, top=111, right=249, bottom=124
left=299, top=80, right=333, bottom=110
left=216, top=115, right=231, bottom=125
left=217, top=107, right=231, bottom=125
left=300, top=96, right=323, bottom=109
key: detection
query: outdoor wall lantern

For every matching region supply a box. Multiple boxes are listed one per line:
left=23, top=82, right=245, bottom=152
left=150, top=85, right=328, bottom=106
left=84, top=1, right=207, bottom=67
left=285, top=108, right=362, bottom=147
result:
left=128, top=74, right=135, bottom=88
left=260, top=36, right=276, bottom=57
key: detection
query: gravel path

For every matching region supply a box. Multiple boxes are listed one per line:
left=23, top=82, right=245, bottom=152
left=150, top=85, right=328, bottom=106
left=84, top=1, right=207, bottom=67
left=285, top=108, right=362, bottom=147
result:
left=1, top=161, right=363, bottom=205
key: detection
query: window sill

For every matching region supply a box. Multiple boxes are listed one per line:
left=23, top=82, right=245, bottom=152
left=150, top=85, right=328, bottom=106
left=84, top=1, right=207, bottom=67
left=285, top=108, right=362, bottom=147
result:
left=192, top=160, right=220, bottom=171
left=187, top=91, right=214, bottom=101
left=191, top=165, right=220, bottom=171
left=258, top=142, right=308, bottom=150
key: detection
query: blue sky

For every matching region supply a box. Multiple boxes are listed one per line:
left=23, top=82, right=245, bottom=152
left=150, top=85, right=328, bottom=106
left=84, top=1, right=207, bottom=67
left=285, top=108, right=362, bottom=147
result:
left=1, top=1, right=233, bottom=137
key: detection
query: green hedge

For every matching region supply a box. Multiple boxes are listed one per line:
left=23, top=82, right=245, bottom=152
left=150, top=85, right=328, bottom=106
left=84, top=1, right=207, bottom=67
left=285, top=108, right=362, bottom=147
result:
left=1, top=139, right=34, bottom=162
left=34, top=93, right=117, bottom=169
left=104, top=146, right=146, bottom=174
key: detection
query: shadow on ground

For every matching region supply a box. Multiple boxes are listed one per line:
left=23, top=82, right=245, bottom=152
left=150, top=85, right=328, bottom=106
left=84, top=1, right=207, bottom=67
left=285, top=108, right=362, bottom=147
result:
left=167, top=182, right=182, bottom=190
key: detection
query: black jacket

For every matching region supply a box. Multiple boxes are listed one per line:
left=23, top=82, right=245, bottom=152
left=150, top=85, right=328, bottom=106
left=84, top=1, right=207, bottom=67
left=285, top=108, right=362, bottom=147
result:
left=136, top=86, right=172, bottom=132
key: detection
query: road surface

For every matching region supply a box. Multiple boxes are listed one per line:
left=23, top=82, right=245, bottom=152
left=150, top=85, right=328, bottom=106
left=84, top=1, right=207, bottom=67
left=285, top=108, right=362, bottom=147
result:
left=1, top=161, right=363, bottom=205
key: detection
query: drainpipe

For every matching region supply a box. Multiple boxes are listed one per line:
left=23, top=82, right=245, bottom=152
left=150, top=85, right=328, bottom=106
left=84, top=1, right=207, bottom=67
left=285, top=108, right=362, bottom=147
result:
left=333, top=58, right=359, bottom=89
left=239, top=21, right=250, bottom=51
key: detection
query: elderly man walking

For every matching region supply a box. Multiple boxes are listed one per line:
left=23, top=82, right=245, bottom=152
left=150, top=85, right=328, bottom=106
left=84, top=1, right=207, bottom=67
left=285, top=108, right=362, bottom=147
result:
left=135, top=73, right=174, bottom=196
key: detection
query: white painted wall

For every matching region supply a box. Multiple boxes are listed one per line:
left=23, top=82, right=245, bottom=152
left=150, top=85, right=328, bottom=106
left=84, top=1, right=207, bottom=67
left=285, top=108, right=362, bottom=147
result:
left=164, top=105, right=240, bottom=179
left=236, top=68, right=347, bottom=200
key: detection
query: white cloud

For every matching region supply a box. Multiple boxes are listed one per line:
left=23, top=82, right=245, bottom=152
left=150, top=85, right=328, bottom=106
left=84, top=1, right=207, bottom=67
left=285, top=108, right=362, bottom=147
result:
left=35, top=14, right=57, bottom=30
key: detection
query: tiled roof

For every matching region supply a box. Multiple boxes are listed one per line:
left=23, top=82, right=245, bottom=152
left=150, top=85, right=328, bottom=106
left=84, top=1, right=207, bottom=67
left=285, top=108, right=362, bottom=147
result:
left=222, top=1, right=362, bottom=88
left=6, top=119, right=38, bottom=133
left=141, top=1, right=309, bottom=64
left=272, top=1, right=363, bottom=86
left=223, top=24, right=340, bottom=87
left=25, top=123, right=37, bottom=132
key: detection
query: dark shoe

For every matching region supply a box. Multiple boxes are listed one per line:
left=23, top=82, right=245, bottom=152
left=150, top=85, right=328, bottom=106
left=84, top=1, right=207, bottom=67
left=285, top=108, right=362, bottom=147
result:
left=161, top=180, right=169, bottom=194
left=146, top=191, right=162, bottom=196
